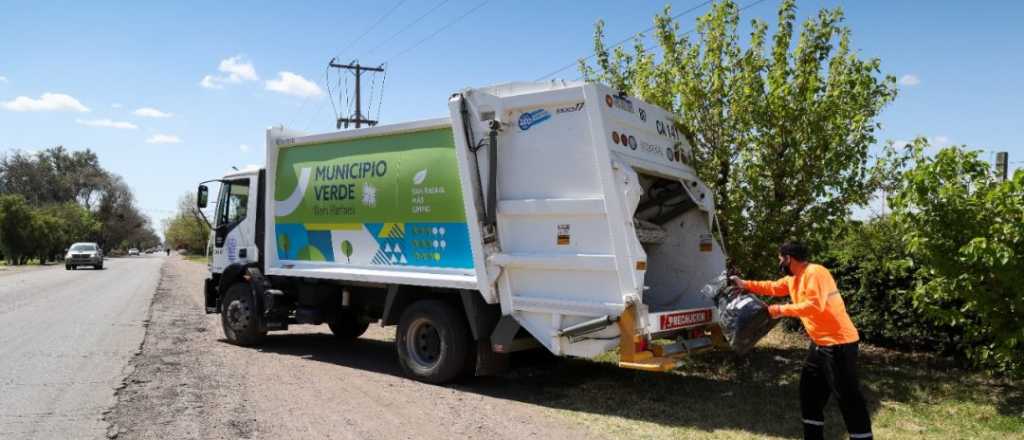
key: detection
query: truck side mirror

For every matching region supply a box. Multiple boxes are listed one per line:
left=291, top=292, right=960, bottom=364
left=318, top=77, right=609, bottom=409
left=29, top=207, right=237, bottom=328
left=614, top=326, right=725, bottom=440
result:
left=198, top=185, right=209, bottom=209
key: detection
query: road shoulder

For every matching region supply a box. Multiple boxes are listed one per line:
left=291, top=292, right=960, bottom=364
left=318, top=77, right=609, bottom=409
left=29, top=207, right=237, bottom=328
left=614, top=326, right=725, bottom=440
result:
left=105, top=256, right=598, bottom=440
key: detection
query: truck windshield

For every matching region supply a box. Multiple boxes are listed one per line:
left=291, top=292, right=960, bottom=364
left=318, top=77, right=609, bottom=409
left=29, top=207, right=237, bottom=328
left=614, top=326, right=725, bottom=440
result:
left=217, top=179, right=249, bottom=226
left=70, top=244, right=96, bottom=251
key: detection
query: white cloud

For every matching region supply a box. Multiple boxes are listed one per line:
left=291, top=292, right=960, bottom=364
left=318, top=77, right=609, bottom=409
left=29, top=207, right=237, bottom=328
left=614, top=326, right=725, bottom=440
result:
left=112, top=103, right=123, bottom=108
left=265, top=72, right=323, bottom=98
left=146, top=134, right=181, bottom=144
left=2, top=92, right=90, bottom=112
left=200, top=55, right=258, bottom=89
left=239, top=144, right=250, bottom=152
left=200, top=75, right=224, bottom=89
left=219, top=56, right=258, bottom=82
left=0, top=76, right=8, bottom=83
left=134, top=107, right=173, bottom=118
left=76, top=118, right=138, bottom=129
left=899, top=74, right=920, bottom=86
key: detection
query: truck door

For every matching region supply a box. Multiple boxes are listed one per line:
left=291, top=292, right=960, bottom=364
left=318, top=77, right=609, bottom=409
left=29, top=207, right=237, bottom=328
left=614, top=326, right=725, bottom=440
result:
left=211, top=176, right=258, bottom=273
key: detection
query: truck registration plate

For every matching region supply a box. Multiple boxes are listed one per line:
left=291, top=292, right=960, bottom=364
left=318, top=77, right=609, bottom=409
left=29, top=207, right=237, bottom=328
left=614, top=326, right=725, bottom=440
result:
left=660, top=309, right=712, bottom=330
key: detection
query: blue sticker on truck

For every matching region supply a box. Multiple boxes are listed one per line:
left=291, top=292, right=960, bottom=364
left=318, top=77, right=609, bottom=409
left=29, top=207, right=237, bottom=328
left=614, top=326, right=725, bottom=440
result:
left=518, top=109, right=551, bottom=131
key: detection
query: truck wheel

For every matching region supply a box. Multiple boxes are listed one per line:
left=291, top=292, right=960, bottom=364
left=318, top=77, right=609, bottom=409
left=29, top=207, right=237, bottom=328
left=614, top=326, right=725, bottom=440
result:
left=328, top=309, right=370, bottom=340
left=95, top=263, right=103, bottom=270
left=65, top=264, right=71, bottom=270
left=396, top=300, right=471, bottom=384
left=221, top=283, right=267, bottom=346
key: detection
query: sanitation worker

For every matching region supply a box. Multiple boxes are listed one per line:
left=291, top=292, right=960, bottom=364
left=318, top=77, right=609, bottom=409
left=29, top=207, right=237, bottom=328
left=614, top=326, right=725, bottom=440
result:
left=731, top=241, right=872, bottom=440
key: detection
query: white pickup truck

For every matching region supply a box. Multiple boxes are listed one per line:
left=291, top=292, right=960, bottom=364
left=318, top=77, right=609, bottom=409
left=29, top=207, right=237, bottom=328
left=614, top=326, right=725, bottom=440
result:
left=198, top=81, right=727, bottom=383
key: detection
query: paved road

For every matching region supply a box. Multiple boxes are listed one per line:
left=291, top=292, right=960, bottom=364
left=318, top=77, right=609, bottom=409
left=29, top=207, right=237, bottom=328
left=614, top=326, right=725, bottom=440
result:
left=0, top=255, right=163, bottom=439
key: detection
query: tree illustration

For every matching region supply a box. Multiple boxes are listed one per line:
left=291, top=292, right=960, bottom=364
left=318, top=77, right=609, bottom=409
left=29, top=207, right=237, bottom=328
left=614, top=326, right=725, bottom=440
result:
left=278, top=233, right=290, bottom=256
left=341, top=240, right=353, bottom=263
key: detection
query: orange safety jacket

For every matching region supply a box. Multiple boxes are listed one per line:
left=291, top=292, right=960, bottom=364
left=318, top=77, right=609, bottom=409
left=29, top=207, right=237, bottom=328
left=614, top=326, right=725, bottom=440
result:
left=745, top=263, right=859, bottom=346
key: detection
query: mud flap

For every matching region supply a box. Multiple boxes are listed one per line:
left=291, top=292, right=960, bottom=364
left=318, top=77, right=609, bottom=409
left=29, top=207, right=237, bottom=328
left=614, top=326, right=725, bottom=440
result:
left=473, top=339, right=509, bottom=376
left=204, top=277, right=219, bottom=314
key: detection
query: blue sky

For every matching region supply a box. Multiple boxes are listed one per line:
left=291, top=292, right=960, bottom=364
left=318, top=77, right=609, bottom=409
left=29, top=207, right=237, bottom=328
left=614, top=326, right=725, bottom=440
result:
left=2, top=0, right=1021, bottom=232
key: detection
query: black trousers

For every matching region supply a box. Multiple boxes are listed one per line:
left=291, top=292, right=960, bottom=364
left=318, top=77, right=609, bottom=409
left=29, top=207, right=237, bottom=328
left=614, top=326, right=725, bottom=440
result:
left=800, top=341, right=872, bottom=439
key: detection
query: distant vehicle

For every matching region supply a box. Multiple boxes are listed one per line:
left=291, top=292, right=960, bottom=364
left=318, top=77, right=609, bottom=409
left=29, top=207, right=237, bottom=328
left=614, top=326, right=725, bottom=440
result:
left=145, top=249, right=154, bottom=254
left=65, top=242, right=103, bottom=270
left=128, top=248, right=140, bottom=256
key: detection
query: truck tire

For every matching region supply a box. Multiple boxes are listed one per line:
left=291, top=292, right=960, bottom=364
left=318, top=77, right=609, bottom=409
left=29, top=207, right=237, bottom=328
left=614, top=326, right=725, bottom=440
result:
left=221, top=283, right=267, bottom=346
left=328, top=309, right=370, bottom=340
left=395, top=300, right=471, bottom=384
left=95, top=263, right=103, bottom=270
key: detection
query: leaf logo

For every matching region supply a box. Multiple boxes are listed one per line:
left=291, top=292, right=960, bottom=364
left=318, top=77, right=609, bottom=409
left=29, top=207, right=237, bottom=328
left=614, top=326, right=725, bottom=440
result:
left=413, top=169, right=428, bottom=185
left=340, top=240, right=353, bottom=263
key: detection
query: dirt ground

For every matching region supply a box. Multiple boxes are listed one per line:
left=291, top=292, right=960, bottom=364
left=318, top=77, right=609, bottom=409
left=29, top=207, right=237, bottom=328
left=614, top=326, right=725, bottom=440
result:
left=104, top=256, right=599, bottom=440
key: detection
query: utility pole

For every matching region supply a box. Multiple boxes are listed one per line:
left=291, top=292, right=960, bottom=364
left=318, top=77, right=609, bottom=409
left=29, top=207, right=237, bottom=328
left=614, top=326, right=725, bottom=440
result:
left=329, top=58, right=385, bottom=129
left=995, top=151, right=1008, bottom=181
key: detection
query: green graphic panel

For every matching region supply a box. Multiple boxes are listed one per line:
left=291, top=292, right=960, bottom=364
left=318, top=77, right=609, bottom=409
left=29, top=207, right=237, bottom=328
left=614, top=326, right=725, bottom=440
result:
left=275, top=127, right=468, bottom=224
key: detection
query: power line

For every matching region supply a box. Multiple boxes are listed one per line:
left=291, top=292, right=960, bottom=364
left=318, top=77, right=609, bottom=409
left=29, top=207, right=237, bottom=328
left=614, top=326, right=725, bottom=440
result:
left=360, top=0, right=453, bottom=59
left=290, top=1, right=407, bottom=131
left=375, top=66, right=388, bottom=122
left=534, top=0, right=715, bottom=81
left=384, top=0, right=489, bottom=63
left=334, top=0, right=410, bottom=61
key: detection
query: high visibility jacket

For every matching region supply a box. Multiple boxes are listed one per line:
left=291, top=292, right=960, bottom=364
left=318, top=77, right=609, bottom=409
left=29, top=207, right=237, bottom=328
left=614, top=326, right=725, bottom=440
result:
left=745, top=263, right=859, bottom=346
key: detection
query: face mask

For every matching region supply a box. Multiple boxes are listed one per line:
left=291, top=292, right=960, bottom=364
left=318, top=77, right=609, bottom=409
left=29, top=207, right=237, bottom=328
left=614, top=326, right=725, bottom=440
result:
left=779, top=256, right=792, bottom=276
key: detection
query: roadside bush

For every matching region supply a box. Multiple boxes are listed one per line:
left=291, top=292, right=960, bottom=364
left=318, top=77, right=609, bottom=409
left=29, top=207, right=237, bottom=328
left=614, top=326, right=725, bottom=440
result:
left=891, top=143, right=1024, bottom=375
left=819, top=217, right=962, bottom=353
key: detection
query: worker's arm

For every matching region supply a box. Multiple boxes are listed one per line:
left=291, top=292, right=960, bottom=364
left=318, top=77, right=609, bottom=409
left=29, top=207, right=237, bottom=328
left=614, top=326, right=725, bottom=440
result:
left=772, top=269, right=830, bottom=318
left=742, top=277, right=791, bottom=297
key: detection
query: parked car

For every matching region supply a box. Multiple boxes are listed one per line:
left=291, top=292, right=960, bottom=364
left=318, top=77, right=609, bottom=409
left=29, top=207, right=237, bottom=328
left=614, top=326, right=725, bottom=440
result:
left=128, top=248, right=140, bottom=256
left=65, top=242, right=103, bottom=270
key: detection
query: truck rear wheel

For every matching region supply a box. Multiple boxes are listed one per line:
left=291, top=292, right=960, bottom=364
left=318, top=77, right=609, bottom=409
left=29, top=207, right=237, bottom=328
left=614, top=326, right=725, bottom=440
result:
left=396, top=300, right=471, bottom=384
left=329, top=309, right=370, bottom=340
left=221, top=283, right=267, bottom=346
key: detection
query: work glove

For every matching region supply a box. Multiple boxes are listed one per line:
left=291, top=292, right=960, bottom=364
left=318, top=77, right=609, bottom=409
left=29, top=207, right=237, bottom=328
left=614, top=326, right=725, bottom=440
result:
left=729, top=276, right=747, bottom=289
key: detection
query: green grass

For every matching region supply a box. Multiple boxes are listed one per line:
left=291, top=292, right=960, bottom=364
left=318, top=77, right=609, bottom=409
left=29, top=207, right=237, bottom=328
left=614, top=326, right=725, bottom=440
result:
left=475, top=329, right=1023, bottom=439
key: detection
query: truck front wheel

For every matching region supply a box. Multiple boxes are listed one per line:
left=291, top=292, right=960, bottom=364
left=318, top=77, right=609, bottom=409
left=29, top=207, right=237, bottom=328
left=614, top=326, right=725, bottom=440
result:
left=221, top=283, right=267, bottom=346
left=329, top=309, right=370, bottom=340
left=396, top=300, right=471, bottom=384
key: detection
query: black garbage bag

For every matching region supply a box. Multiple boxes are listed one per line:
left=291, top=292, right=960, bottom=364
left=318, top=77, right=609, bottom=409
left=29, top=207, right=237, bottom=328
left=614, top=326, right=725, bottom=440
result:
left=702, top=273, right=779, bottom=355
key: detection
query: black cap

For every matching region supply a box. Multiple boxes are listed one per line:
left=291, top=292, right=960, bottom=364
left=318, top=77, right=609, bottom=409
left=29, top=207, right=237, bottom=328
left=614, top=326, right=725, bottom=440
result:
left=778, top=241, right=809, bottom=261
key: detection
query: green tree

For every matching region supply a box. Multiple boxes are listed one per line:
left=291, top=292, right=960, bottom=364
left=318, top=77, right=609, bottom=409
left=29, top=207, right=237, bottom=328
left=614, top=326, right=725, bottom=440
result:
left=164, top=193, right=211, bottom=254
left=891, top=142, right=1024, bottom=374
left=581, top=0, right=897, bottom=276
left=0, top=195, right=37, bottom=264
left=41, top=202, right=102, bottom=258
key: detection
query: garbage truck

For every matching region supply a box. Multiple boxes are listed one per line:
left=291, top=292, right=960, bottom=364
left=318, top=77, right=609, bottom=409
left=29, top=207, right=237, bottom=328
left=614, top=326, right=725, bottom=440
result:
left=197, top=81, right=728, bottom=383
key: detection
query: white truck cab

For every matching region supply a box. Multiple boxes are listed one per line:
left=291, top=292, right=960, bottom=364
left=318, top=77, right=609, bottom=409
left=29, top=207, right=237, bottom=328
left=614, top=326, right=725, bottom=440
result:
left=204, top=168, right=261, bottom=274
